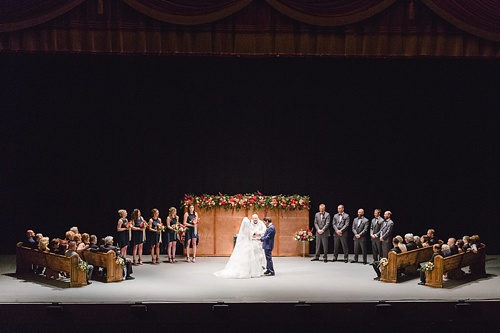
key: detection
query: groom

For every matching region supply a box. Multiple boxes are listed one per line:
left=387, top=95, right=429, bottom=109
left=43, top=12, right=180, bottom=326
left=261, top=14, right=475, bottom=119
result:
left=261, top=217, right=276, bottom=276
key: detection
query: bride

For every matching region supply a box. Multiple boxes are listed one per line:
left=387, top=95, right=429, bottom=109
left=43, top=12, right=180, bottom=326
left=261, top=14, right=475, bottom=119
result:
left=213, top=217, right=264, bottom=279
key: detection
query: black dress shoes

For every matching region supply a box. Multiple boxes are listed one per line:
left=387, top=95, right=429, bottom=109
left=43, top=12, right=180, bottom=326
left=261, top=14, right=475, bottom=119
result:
left=418, top=282, right=425, bottom=285
left=331, top=258, right=337, bottom=262
left=264, top=271, right=275, bottom=276
left=373, top=277, right=380, bottom=281
left=350, top=260, right=358, bottom=263
left=363, top=262, right=368, bottom=265
left=323, top=259, right=328, bottom=263
left=311, top=258, right=319, bottom=261
left=344, top=259, right=349, bottom=263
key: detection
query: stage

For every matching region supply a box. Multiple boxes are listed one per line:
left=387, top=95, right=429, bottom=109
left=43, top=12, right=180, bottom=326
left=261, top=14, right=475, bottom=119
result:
left=1, top=254, right=499, bottom=332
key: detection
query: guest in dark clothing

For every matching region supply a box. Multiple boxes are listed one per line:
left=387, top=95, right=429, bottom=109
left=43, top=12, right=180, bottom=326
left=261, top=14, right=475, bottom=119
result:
left=447, top=238, right=459, bottom=255
left=372, top=237, right=402, bottom=280
left=418, top=244, right=443, bottom=285
left=404, top=233, right=417, bottom=251
left=462, top=236, right=471, bottom=252
left=89, top=235, right=100, bottom=252
left=427, top=229, right=439, bottom=245
left=100, top=236, right=135, bottom=280
left=24, top=230, right=37, bottom=249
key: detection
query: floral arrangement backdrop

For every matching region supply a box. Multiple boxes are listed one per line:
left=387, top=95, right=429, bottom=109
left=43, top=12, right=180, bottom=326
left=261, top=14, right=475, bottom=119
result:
left=181, top=192, right=310, bottom=211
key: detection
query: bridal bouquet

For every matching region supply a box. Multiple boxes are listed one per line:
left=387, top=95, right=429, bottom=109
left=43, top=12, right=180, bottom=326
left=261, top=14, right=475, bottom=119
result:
left=294, top=228, right=315, bottom=242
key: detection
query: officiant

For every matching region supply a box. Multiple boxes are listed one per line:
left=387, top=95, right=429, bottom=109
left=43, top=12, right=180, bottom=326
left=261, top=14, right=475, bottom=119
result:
left=249, top=213, right=267, bottom=270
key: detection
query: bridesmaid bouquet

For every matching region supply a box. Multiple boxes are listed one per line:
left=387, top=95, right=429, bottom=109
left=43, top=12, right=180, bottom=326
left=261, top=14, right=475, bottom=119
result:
left=172, top=223, right=187, bottom=243
left=156, top=223, right=165, bottom=232
left=294, top=228, right=315, bottom=242
left=192, top=217, right=199, bottom=225
left=126, top=222, right=132, bottom=229
left=139, top=221, right=148, bottom=229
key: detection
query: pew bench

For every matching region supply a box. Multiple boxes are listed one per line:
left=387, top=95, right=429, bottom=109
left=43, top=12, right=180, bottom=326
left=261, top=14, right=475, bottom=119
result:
left=78, top=250, right=123, bottom=282
left=425, top=248, right=486, bottom=288
left=380, top=246, right=434, bottom=283
left=16, top=243, right=87, bottom=287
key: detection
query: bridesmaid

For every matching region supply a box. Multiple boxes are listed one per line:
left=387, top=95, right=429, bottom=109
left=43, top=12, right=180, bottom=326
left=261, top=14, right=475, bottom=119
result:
left=183, top=204, right=199, bottom=263
left=148, top=208, right=163, bottom=264
left=130, top=208, right=147, bottom=265
left=116, top=209, right=130, bottom=258
left=166, top=207, right=179, bottom=263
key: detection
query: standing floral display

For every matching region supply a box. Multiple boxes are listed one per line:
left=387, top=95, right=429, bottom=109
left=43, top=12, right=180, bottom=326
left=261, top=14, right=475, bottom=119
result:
left=294, top=228, right=315, bottom=257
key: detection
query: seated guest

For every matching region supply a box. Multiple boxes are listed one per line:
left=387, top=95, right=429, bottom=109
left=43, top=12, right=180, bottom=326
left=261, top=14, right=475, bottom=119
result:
left=100, top=236, right=135, bottom=280
left=372, top=237, right=402, bottom=280
left=34, top=233, right=43, bottom=249
left=77, top=233, right=90, bottom=251
left=456, top=239, right=465, bottom=253
left=418, top=244, right=443, bottom=285
left=24, top=230, right=37, bottom=249
left=426, top=229, right=439, bottom=245
left=420, top=235, right=430, bottom=247
left=447, top=238, right=458, bottom=255
left=404, top=233, right=417, bottom=250
left=65, top=231, right=75, bottom=242
left=395, top=235, right=407, bottom=252
left=58, top=239, right=69, bottom=254
left=70, top=226, right=79, bottom=235
left=441, top=244, right=451, bottom=257
left=65, top=241, right=93, bottom=284
left=462, top=236, right=471, bottom=252
left=89, top=235, right=100, bottom=252
left=414, top=235, right=423, bottom=248
left=38, top=237, right=50, bottom=252
left=49, top=238, right=61, bottom=253
left=469, top=234, right=485, bottom=253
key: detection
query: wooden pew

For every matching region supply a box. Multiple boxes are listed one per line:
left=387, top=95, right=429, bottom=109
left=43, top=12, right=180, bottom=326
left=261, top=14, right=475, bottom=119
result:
left=380, top=246, right=434, bottom=283
left=79, top=250, right=123, bottom=283
left=425, top=248, right=486, bottom=288
left=16, top=243, right=87, bottom=287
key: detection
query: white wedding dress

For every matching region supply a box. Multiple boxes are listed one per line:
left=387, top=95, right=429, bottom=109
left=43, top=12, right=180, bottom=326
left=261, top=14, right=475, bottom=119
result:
left=213, top=217, right=264, bottom=279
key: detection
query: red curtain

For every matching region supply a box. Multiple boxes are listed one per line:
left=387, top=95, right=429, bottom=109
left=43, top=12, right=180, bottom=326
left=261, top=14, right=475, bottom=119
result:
left=0, top=0, right=499, bottom=56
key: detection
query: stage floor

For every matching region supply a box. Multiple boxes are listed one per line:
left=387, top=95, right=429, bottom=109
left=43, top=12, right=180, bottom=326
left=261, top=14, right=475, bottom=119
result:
left=1, top=254, right=499, bottom=304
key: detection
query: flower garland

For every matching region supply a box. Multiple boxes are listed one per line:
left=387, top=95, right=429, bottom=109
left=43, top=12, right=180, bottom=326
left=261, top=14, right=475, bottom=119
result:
left=294, top=228, right=315, bottom=242
left=181, top=192, right=310, bottom=211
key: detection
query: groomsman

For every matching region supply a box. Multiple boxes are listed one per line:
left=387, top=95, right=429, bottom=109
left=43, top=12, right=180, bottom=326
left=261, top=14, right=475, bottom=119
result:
left=311, top=204, right=331, bottom=262
left=376, top=211, right=394, bottom=259
left=351, top=208, right=369, bottom=264
left=370, top=209, right=383, bottom=262
left=332, top=204, right=350, bottom=262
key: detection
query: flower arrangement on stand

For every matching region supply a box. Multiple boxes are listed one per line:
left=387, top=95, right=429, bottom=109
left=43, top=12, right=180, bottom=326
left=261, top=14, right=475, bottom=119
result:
left=181, top=192, right=310, bottom=211
left=115, top=257, right=125, bottom=266
left=422, top=261, right=434, bottom=271
left=378, top=258, right=389, bottom=270
left=294, top=228, right=315, bottom=257
left=294, top=228, right=315, bottom=242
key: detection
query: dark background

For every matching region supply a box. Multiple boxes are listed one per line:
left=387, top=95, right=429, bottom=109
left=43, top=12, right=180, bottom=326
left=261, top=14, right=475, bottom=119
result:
left=1, top=53, right=499, bottom=254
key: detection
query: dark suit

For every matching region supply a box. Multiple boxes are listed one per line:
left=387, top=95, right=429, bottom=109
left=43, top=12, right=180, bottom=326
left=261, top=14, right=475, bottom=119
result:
left=370, top=217, right=383, bottom=261
left=313, top=211, right=331, bottom=260
left=332, top=213, right=350, bottom=260
left=260, top=223, right=276, bottom=274
left=406, top=241, right=417, bottom=251
left=449, top=244, right=459, bottom=255
left=352, top=216, right=369, bottom=263
left=376, top=219, right=394, bottom=259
